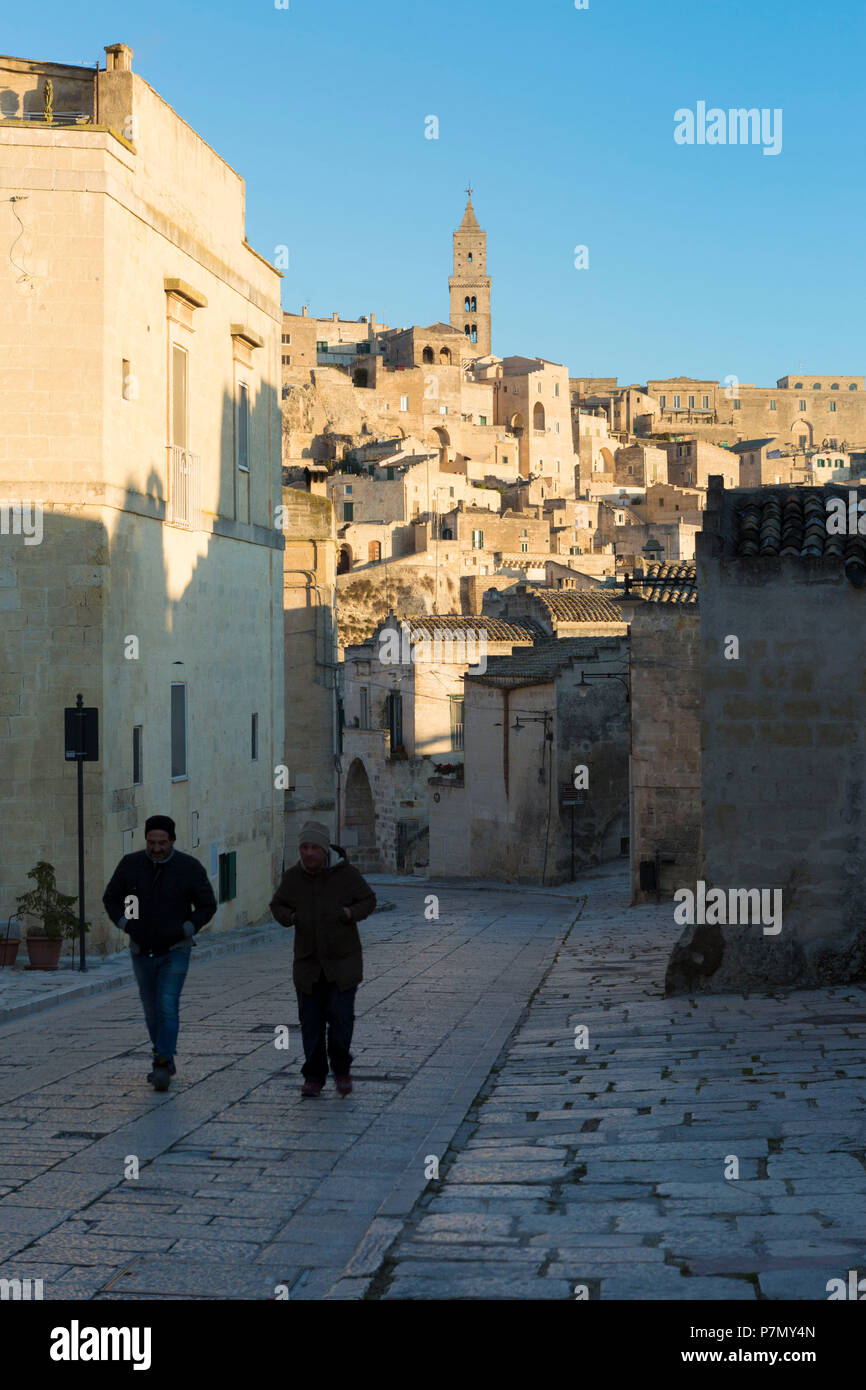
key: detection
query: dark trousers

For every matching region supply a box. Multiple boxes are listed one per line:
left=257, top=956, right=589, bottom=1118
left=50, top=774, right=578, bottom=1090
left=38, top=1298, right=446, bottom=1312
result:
left=131, top=946, right=191, bottom=1065
left=296, top=971, right=357, bottom=1081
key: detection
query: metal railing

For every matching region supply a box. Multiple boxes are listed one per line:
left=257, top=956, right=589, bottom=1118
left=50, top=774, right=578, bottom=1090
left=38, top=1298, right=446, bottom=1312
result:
left=15, top=112, right=94, bottom=126
left=166, top=445, right=202, bottom=529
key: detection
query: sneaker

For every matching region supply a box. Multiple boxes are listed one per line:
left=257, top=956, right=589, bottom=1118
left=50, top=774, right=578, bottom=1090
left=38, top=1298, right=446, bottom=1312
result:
left=334, top=1073, right=353, bottom=1096
left=149, top=1057, right=172, bottom=1092
left=301, top=1078, right=324, bottom=1097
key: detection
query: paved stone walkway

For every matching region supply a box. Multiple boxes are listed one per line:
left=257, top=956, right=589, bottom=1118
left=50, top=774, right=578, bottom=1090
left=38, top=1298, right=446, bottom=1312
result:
left=0, top=881, right=576, bottom=1300
left=371, top=867, right=866, bottom=1301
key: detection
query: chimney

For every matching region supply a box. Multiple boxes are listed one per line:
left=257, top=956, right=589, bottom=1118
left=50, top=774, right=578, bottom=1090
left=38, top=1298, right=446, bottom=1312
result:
left=332, top=312, right=339, bottom=322
left=301, top=305, right=308, bottom=317
left=104, top=43, right=133, bottom=71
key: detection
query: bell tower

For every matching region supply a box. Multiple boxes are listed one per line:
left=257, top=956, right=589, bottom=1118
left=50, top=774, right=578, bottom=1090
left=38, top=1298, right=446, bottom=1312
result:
left=448, top=188, right=491, bottom=357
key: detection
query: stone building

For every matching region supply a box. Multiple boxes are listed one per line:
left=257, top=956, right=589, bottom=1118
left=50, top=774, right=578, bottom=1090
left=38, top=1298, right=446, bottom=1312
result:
left=665, top=438, right=739, bottom=490
left=483, top=582, right=627, bottom=639
left=626, top=563, right=700, bottom=905
left=666, top=479, right=866, bottom=993
left=646, top=375, right=866, bottom=451
left=427, top=635, right=630, bottom=883
left=0, top=43, right=284, bottom=950
left=494, top=357, right=576, bottom=484
left=340, top=614, right=538, bottom=871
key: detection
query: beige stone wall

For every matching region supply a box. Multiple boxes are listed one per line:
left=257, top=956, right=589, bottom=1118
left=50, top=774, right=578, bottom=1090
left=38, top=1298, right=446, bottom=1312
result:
left=630, top=607, right=701, bottom=902
left=279, top=487, right=338, bottom=868
left=0, top=54, right=284, bottom=951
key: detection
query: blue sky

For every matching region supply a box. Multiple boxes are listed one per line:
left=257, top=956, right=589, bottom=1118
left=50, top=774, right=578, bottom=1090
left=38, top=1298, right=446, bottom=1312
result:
left=6, top=0, right=865, bottom=385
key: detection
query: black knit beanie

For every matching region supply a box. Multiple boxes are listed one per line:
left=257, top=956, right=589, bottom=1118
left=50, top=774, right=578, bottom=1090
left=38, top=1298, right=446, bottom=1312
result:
left=145, top=815, right=176, bottom=840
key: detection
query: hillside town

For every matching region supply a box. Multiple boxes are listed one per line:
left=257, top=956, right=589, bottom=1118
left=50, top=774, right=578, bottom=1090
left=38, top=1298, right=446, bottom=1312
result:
left=2, top=43, right=865, bottom=997
left=1, top=33, right=865, bottom=1320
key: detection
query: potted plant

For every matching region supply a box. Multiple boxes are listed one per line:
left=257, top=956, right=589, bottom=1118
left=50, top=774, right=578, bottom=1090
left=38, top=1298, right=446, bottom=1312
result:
left=16, top=861, right=90, bottom=971
left=0, top=915, right=21, bottom=968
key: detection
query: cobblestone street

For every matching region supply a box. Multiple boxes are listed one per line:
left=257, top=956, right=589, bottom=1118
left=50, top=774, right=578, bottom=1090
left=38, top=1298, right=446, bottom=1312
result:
left=1, top=865, right=864, bottom=1301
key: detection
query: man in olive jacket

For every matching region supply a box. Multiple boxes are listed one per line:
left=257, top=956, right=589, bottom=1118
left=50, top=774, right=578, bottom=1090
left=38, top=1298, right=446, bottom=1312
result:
left=270, top=820, right=376, bottom=1097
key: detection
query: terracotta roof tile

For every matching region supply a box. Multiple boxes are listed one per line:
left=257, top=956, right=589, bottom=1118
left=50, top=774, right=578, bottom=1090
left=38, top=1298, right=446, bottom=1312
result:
left=733, top=488, right=866, bottom=573
left=523, top=588, right=626, bottom=623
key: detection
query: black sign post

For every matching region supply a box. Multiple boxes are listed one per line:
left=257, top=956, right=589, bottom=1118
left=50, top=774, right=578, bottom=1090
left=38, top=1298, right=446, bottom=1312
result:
left=64, top=693, right=98, bottom=972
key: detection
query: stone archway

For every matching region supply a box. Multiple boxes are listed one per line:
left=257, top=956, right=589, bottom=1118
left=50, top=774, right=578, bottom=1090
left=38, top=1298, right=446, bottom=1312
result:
left=429, top=425, right=450, bottom=467
left=337, top=544, right=352, bottom=574
left=344, top=757, right=378, bottom=867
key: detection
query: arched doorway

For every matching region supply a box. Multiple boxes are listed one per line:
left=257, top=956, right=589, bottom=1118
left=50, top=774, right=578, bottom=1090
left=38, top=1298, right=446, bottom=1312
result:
left=337, top=544, right=352, bottom=574
left=533, top=401, right=546, bottom=431
left=791, top=419, right=812, bottom=448
left=429, top=426, right=450, bottom=467
left=422, top=346, right=434, bottom=364
left=353, top=367, right=368, bottom=388
left=368, top=540, right=381, bottom=563
left=439, top=346, right=452, bottom=365
left=344, top=758, right=376, bottom=860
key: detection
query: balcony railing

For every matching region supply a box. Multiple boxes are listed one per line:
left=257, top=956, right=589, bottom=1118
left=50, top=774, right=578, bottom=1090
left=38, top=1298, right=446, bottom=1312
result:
left=166, top=445, right=202, bottom=529
left=14, top=111, right=94, bottom=126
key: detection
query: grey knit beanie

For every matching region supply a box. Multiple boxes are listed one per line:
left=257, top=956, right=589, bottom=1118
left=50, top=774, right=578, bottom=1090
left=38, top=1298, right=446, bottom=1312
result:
left=298, top=821, right=331, bottom=853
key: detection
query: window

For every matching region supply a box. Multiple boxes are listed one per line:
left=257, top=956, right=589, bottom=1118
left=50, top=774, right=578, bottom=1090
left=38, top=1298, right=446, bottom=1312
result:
left=616, top=512, right=624, bottom=524
left=464, top=297, right=471, bottom=312
left=170, top=683, right=187, bottom=780
left=554, top=421, right=560, bottom=434
left=677, top=444, right=683, bottom=456
left=799, top=434, right=807, bottom=446
left=343, top=502, right=354, bottom=521
left=386, top=691, right=403, bottom=749
left=439, top=404, right=448, bottom=416
left=673, top=395, right=680, bottom=409
left=554, top=382, right=560, bottom=397
left=400, top=394, right=409, bottom=411
left=237, top=382, right=250, bottom=471
left=688, top=395, right=695, bottom=408
left=733, top=400, right=741, bottom=410
left=218, top=851, right=237, bottom=903
left=479, top=415, right=487, bottom=426
left=813, top=383, right=821, bottom=390
left=570, top=545, right=581, bottom=554
left=702, top=394, right=710, bottom=409
left=471, top=529, right=484, bottom=548
left=170, top=344, right=188, bottom=448
left=345, top=485, right=353, bottom=495
left=132, top=726, right=142, bottom=786
left=282, top=354, right=291, bottom=365
left=470, top=296, right=477, bottom=311
left=831, top=382, right=839, bottom=390
left=521, top=528, right=528, bottom=537
left=799, top=400, right=806, bottom=411
left=468, top=252, right=473, bottom=262
left=849, top=383, right=858, bottom=390
left=251, top=713, right=258, bottom=760
left=360, top=686, right=369, bottom=729
left=659, top=395, right=666, bottom=407
left=830, top=401, right=837, bottom=412
left=471, top=325, right=477, bottom=343
left=520, top=541, right=528, bottom=553
left=502, top=455, right=508, bottom=464
left=447, top=694, right=464, bottom=752
left=449, top=487, right=454, bottom=497
left=794, top=382, right=803, bottom=389
left=386, top=467, right=395, bottom=480
left=537, top=381, right=542, bottom=393
left=769, top=399, right=776, bottom=410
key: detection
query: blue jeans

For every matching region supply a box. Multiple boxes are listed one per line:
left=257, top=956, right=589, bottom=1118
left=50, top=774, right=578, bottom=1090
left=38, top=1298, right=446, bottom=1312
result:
left=131, top=946, right=191, bottom=1064
left=296, top=973, right=357, bottom=1081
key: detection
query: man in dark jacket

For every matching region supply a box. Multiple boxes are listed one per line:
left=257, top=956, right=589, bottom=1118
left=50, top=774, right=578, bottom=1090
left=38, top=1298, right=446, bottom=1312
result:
left=270, top=820, right=376, bottom=1097
left=103, top=814, right=217, bottom=1091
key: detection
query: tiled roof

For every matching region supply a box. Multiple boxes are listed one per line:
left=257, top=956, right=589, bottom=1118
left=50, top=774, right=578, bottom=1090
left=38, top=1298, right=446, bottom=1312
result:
left=633, top=562, right=697, bottom=604
left=523, top=588, right=625, bottom=623
left=393, top=615, right=542, bottom=642
left=467, top=637, right=624, bottom=686
left=424, top=321, right=464, bottom=335
left=733, top=488, right=866, bottom=564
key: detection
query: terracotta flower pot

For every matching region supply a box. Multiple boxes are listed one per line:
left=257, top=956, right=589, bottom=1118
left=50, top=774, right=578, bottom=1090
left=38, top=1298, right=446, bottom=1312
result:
left=25, top=936, right=63, bottom=970
left=0, top=939, right=20, bottom=967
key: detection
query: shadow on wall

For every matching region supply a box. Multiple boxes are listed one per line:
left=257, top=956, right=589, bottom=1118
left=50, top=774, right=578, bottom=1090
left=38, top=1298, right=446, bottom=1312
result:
left=0, top=380, right=284, bottom=955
